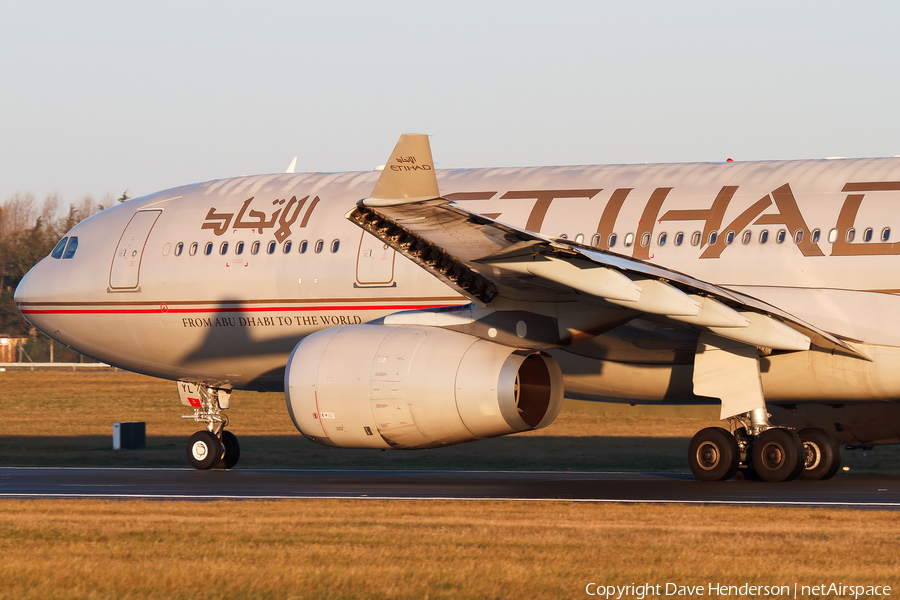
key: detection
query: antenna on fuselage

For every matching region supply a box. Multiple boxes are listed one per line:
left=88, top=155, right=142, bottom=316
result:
left=285, top=157, right=298, bottom=173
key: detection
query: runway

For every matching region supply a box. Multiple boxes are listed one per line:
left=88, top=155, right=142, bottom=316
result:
left=0, top=467, right=898, bottom=508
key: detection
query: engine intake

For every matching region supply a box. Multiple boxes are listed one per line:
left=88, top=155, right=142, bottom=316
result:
left=285, top=325, right=563, bottom=449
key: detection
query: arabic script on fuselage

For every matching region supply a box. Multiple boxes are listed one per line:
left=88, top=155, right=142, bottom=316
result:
left=202, top=195, right=319, bottom=242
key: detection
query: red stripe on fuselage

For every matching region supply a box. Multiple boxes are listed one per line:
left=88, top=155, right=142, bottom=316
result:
left=19, top=303, right=458, bottom=315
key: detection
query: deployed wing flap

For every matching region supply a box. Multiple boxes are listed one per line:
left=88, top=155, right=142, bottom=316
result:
left=349, top=135, right=866, bottom=358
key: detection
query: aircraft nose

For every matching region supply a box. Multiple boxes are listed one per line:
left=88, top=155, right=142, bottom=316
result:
left=14, top=263, right=49, bottom=328
left=14, top=266, right=37, bottom=304
left=15, top=233, right=83, bottom=314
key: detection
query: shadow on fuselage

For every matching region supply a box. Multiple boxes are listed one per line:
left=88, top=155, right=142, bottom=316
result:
left=176, top=299, right=332, bottom=391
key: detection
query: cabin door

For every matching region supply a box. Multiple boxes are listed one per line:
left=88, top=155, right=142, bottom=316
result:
left=355, top=230, right=396, bottom=287
left=109, top=210, right=162, bottom=290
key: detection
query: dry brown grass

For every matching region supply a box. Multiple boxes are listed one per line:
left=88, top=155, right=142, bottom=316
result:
left=1, top=371, right=898, bottom=473
left=0, top=371, right=296, bottom=437
left=0, top=499, right=896, bottom=600
left=0, top=371, right=719, bottom=438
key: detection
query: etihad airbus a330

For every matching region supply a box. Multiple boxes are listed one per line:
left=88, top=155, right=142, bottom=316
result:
left=15, top=134, right=900, bottom=482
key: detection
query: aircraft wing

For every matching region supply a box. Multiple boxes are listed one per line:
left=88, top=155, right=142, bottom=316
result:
left=348, top=134, right=865, bottom=358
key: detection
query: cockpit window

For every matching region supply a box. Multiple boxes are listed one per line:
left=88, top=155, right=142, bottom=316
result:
left=51, top=237, right=68, bottom=259
left=62, top=237, right=78, bottom=259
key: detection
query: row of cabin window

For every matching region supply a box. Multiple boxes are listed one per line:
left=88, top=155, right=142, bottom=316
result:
left=560, top=226, right=892, bottom=249
left=172, top=239, right=341, bottom=257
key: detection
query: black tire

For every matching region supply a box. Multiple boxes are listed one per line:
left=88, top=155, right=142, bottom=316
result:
left=215, top=430, right=241, bottom=470
left=186, top=431, right=222, bottom=470
left=751, top=428, right=805, bottom=482
left=688, top=427, right=740, bottom=481
left=798, top=427, right=841, bottom=480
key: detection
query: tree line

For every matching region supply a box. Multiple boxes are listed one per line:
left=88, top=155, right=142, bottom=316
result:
left=0, top=191, right=126, bottom=343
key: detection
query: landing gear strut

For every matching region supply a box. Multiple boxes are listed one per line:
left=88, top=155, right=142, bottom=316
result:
left=182, top=384, right=241, bottom=470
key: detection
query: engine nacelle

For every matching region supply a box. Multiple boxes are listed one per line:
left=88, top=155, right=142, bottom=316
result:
left=285, top=325, right=564, bottom=449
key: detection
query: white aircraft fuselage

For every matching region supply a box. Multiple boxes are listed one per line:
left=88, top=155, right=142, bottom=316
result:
left=15, top=152, right=900, bottom=460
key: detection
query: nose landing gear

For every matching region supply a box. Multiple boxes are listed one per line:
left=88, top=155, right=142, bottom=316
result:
left=181, top=383, right=241, bottom=470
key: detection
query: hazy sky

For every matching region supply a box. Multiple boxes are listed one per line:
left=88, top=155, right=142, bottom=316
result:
left=3, top=1, right=900, bottom=206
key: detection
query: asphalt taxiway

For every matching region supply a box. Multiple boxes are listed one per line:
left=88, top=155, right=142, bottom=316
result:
left=0, top=467, right=898, bottom=508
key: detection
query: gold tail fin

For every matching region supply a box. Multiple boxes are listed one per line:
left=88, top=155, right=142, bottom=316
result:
left=366, top=134, right=440, bottom=206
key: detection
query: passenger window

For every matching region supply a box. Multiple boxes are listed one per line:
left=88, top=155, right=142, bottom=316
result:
left=708, top=231, right=718, bottom=246
left=284, top=240, right=292, bottom=253
left=250, top=241, right=260, bottom=255
left=640, top=232, right=651, bottom=247
left=220, top=241, right=228, bottom=255
left=658, top=232, right=667, bottom=246
left=674, top=232, right=684, bottom=246
left=189, top=242, right=198, bottom=256
left=267, top=241, right=276, bottom=254
left=162, top=243, right=171, bottom=256
left=235, top=241, right=244, bottom=255
left=691, top=232, right=701, bottom=246
left=51, top=237, right=68, bottom=259
left=331, top=239, right=340, bottom=253
left=741, top=231, right=751, bottom=245
left=793, top=229, right=803, bottom=244
left=882, top=227, right=891, bottom=242
left=846, top=228, right=856, bottom=243
left=811, top=229, right=821, bottom=243
left=62, top=237, right=78, bottom=259
left=574, top=233, right=584, bottom=244
left=559, top=233, right=568, bottom=240
left=828, top=228, right=838, bottom=243
left=864, top=228, right=873, bottom=242
left=776, top=230, right=786, bottom=244
left=724, top=231, right=735, bottom=245
left=608, top=233, right=617, bottom=248
left=591, top=233, right=602, bottom=247
left=299, top=240, right=308, bottom=254
left=204, top=242, right=213, bottom=256
left=760, top=230, right=769, bottom=244
left=174, top=242, right=184, bottom=257
left=624, top=233, right=634, bottom=247
left=315, top=239, right=324, bottom=253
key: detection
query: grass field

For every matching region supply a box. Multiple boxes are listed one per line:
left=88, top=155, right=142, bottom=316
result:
left=0, top=499, right=898, bottom=600
left=1, top=370, right=898, bottom=474
left=2, top=371, right=900, bottom=599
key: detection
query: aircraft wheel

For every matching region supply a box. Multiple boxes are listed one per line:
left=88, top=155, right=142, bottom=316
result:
left=215, top=431, right=241, bottom=470
left=797, top=427, right=841, bottom=480
left=688, top=427, right=739, bottom=481
left=751, top=428, right=804, bottom=482
left=186, top=431, right=223, bottom=470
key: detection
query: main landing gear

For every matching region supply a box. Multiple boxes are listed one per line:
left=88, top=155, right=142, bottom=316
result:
left=182, top=385, right=241, bottom=470
left=690, top=332, right=842, bottom=482
left=688, top=410, right=841, bottom=482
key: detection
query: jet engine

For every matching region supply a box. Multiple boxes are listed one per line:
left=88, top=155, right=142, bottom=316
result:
left=285, top=324, right=564, bottom=449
